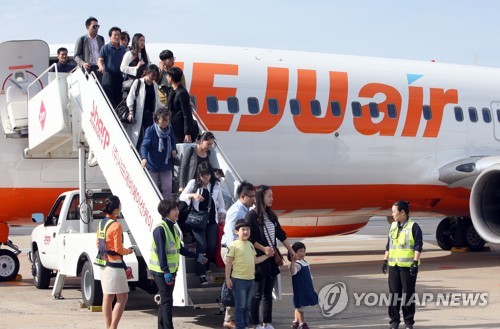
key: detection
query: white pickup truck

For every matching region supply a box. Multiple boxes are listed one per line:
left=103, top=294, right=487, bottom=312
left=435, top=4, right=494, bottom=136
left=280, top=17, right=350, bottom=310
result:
left=29, top=189, right=156, bottom=307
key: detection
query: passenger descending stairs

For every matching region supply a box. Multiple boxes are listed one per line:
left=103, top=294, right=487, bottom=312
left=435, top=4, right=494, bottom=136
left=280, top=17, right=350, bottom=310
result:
left=26, top=67, right=241, bottom=306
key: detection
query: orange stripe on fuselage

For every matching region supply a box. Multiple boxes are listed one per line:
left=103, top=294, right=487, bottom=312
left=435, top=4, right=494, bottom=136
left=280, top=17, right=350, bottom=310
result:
left=283, top=222, right=367, bottom=238
left=269, top=184, right=470, bottom=217
left=0, top=187, right=75, bottom=225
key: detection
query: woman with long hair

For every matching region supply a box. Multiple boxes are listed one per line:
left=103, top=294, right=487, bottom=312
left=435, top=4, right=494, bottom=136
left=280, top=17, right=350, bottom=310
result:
left=95, top=195, right=134, bottom=329
left=179, top=131, right=216, bottom=192
left=120, top=33, right=149, bottom=79
left=245, top=185, right=296, bottom=329
left=125, top=64, right=162, bottom=148
left=179, top=161, right=226, bottom=285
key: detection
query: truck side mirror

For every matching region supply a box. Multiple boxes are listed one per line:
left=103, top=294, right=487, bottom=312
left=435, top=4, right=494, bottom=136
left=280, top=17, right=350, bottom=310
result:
left=32, top=213, right=44, bottom=223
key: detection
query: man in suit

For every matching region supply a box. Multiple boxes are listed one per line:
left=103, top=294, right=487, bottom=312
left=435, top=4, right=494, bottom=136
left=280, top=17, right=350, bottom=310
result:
left=74, top=16, right=105, bottom=82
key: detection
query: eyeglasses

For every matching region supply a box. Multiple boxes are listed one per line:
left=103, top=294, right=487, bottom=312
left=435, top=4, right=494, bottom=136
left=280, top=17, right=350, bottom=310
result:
left=92, top=24, right=100, bottom=29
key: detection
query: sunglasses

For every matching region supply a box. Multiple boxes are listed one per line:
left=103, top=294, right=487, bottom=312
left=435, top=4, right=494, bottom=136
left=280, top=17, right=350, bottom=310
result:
left=92, top=24, right=100, bottom=29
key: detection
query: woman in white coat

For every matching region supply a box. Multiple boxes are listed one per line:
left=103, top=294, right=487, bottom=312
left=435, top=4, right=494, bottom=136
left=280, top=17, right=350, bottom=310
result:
left=120, top=33, right=149, bottom=80
left=125, top=64, right=162, bottom=148
left=180, top=161, right=226, bottom=285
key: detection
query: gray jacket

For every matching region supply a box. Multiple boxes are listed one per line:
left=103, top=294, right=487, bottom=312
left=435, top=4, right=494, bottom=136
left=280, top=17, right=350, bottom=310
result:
left=74, top=34, right=105, bottom=67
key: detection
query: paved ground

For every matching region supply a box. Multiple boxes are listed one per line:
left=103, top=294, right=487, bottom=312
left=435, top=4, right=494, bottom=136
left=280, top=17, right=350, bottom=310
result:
left=2, top=218, right=500, bottom=329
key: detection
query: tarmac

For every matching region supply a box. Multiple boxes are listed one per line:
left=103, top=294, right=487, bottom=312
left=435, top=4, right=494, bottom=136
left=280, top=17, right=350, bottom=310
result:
left=2, top=217, right=500, bottom=329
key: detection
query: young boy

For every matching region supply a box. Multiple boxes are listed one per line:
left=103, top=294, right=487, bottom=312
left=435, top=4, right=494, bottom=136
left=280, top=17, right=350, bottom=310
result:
left=225, top=219, right=271, bottom=329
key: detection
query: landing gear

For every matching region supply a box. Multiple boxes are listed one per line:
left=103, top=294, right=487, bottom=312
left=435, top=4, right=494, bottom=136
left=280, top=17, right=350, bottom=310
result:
left=435, top=217, right=486, bottom=252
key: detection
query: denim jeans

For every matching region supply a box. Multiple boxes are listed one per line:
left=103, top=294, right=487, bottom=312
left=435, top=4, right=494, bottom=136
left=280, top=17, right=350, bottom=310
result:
left=232, top=278, right=254, bottom=329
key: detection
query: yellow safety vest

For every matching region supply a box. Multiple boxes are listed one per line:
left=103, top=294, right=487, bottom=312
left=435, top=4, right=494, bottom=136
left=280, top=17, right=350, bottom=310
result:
left=150, top=221, right=181, bottom=273
left=388, top=219, right=420, bottom=267
left=94, top=217, right=124, bottom=268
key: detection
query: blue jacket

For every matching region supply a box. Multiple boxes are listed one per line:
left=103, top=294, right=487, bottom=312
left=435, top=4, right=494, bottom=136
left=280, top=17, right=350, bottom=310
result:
left=141, top=125, right=177, bottom=172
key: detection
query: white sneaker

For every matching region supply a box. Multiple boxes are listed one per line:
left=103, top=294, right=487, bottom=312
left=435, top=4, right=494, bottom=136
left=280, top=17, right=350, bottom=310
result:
left=263, top=324, right=275, bottom=329
left=254, top=325, right=265, bottom=329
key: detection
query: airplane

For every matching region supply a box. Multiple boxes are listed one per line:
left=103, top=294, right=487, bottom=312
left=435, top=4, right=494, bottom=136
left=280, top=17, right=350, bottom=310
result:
left=1, top=39, right=499, bottom=281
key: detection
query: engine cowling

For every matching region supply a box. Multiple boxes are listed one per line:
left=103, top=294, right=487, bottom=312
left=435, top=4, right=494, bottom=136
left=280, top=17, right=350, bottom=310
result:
left=470, top=164, right=500, bottom=243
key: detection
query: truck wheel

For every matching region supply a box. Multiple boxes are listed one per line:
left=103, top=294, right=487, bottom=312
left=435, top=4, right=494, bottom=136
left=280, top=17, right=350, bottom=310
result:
left=81, top=260, right=103, bottom=307
left=0, top=249, right=20, bottom=281
left=33, top=250, right=51, bottom=289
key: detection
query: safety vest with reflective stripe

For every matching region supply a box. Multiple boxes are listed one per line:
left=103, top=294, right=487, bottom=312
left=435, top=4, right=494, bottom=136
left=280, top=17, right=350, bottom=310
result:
left=150, top=220, right=181, bottom=274
left=388, top=219, right=420, bottom=267
left=94, top=217, right=125, bottom=268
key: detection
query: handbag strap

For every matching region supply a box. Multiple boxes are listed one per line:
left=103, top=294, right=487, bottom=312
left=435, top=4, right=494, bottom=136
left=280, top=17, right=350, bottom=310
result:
left=189, top=182, right=215, bottom=212
left=262, top=220, right=278, bottom=249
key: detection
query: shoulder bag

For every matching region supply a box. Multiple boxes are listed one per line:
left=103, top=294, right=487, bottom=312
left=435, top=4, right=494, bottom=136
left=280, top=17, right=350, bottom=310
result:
left=263, top=222, right=284, bottom=266
left=115, top=80, right=141, bottom=124
left=185, top=183, right=214, bottom=231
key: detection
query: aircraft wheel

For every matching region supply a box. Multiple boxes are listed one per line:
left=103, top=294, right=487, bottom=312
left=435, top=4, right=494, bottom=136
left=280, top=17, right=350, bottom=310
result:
left=0, top=249, right=20, bottom=281
left=81, top=260, right=102, bottom=307
left=33, top=250, right=51, bottom=289
left=463, top=219, right=486, bottom=251
left=436, top=217, right=452, bottom=251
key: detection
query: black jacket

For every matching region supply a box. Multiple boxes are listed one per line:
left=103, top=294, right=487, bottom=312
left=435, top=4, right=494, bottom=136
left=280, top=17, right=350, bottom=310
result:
left=245, top=209, right=287, bottom=278
left=168, top=85, right=194, bottom=143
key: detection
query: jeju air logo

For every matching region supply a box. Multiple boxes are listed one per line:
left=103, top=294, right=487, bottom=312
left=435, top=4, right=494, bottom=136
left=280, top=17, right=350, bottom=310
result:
left=39, top=101, right=46, bottom=130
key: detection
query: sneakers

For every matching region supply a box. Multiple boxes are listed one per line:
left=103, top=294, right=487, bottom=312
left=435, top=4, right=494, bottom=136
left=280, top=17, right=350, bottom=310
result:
left=263, top=324, right=274, bottom=329
left=291, top=321, right=299, bottom=329
left=298, top=323, right=310, bottom=329
left=223, top=320, right=235, bottom=329
left=199, top=275, right=208, bottom=285
left=254, top=325, right=265, bottom=329
left=389, top=322, right=399, bottom=329
left=404, top=325, right=413, bottom=329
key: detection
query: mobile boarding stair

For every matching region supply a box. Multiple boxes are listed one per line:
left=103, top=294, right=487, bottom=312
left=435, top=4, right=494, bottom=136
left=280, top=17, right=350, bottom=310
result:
left=25, top=61, right=242, bottom=306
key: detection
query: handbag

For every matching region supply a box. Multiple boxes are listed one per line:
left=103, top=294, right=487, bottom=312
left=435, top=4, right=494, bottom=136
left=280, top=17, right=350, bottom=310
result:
left=185, top=183, right=214, bottom=231
left=115, top=80, right=141, bottom=124
left=263, top=222, right=284, bottom=266
left=220, top=281, right=235, bottom=307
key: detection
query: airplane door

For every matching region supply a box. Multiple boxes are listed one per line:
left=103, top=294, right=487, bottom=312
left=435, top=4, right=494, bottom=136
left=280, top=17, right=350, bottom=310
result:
left=0, top=40, right=49, bottom=136
left=491, top=102, right=500, bottom=140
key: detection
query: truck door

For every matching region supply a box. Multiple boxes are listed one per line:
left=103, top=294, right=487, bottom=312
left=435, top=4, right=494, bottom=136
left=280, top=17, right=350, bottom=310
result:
left=39, top=195, right=66, bottom=269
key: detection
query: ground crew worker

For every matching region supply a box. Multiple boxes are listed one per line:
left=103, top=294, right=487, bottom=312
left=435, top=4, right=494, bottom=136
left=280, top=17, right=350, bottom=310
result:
left=382, top=200, right=422, bottom=329
left=150, top=197, right=208, bottom=329
left=94, top=195, right=134, bottom=329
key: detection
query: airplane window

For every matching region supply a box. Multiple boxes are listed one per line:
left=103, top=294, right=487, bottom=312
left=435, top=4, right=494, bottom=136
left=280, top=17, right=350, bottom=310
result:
left=190, top=96, right=197, bottom=110
left=454, top=106, right=464, bottom=122
left=310, top=100, right=321, bottom=116
left=497, top=109, right=500, bottom=123
left=248, top=97, right=259, bottom=114
left=369, top=102, right=379, bottom=118
left=468, top=107, right=478, bottom=122
left=227, top=96, right=239, bottom=114
left=423, top=105, right=432, bottom=120
left=331, top=101, right=342, bottom=117
left=268, top=98, right=279, bottom=115
left=482, top=107, right=492, bottom=123
left=206, top=96, right=219, bottom=113
left=387, top=103, right=397, bottom=119
left=290, top=99, right=301, bottom=115
left=351, top=101, right=362, bottom=117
